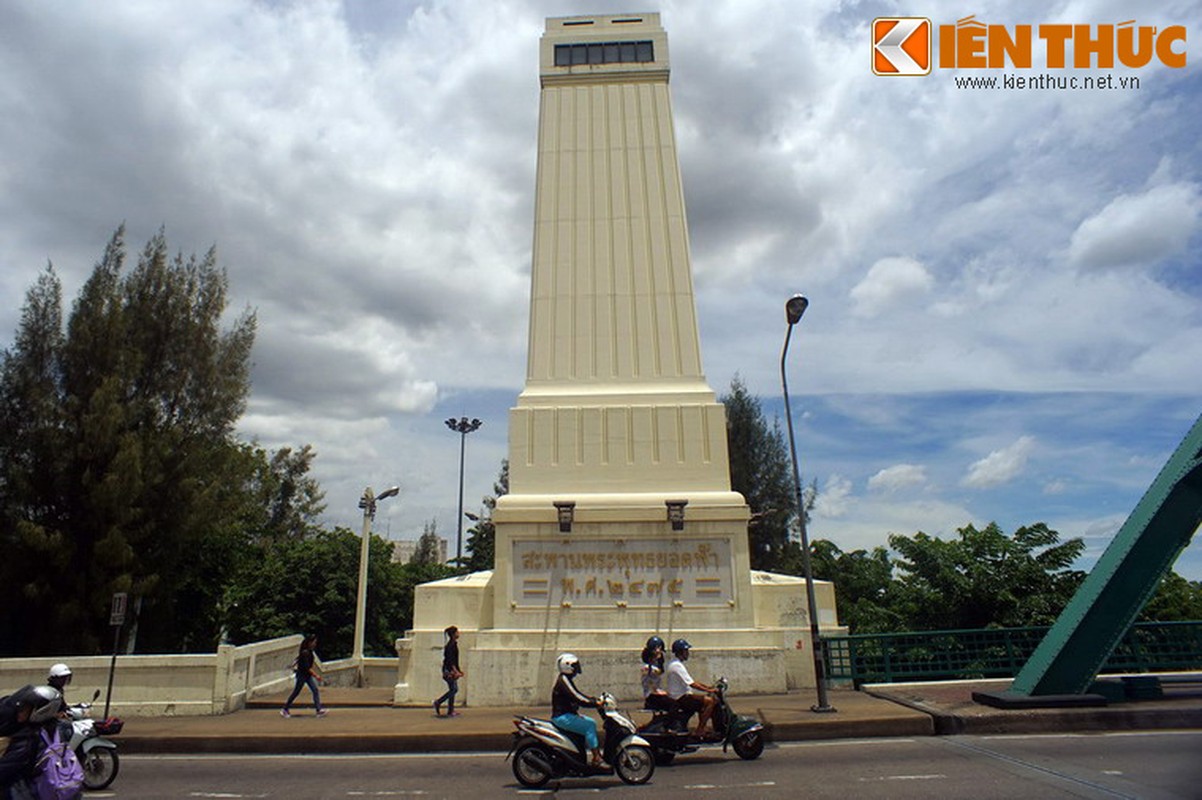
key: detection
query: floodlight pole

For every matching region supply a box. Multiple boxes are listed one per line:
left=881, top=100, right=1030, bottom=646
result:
left=445, top=417, right=483, bottom=566
left=780, top=294, right=836, bottom=713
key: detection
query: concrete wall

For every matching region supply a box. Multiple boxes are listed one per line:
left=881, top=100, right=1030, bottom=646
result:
left=0, top=637, right=399, bottom=717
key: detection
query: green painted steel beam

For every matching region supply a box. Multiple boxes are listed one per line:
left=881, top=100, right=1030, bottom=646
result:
left=1010, top=413, right=1202, bottom=696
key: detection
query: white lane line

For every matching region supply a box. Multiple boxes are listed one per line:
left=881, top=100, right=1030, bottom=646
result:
left=859, top=774, right=947, bottom=782
left=773, top=738, right=919, bottom=749
left=127, top=751, right=506, bottom=762
left=683, top=781, right=776, bottom=790
left=980, top=729, right=1202, bottom=740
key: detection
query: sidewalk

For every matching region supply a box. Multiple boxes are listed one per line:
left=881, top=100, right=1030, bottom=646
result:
left=114, top=679, right=1202, bottom=755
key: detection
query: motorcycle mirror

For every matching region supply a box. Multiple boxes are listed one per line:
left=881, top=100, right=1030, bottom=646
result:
left=92, top=689, right=101, bottom=702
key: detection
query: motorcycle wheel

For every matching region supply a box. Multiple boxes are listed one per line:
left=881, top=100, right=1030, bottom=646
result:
left=511, top=742, right=554, bottom=788
left=81, top=746, right=120, bottom=790
left=614, top=744, right=655, bottom=785
left=654, top=749, right=676, bottom=766
left=733, top=730, right=764, bottom=760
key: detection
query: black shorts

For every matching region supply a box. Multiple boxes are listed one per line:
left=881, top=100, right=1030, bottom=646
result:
left=674, top=694, right=705, bottom=715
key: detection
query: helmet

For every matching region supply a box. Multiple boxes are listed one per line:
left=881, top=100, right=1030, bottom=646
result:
left=556, top=652, right=581, bottom=675
left=671, top=638, right=691, bottom=658
left=645, top=636, right=664, bottom=651
left=48, top=663, right=72, bottom=687
left=29, top=685, right=62, bottom=724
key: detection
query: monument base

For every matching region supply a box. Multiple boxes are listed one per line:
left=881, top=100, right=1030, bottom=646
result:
left=393, top=570, right=841, bottom=707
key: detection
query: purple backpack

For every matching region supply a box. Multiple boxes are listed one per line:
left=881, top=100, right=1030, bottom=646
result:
left=35, top=725, right=83, bottom=800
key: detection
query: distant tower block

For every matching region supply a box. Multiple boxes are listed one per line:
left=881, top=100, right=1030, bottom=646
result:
left=507, top=12, right=737, bottom=500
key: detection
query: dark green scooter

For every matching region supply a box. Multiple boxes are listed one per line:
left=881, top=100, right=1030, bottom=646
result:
left=637, top=677, right=766, bottom=765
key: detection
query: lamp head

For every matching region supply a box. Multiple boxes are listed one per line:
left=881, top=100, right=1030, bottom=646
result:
left=785, top=294, right=809, bottom=325
left=377, top=485, right=400, bottom=501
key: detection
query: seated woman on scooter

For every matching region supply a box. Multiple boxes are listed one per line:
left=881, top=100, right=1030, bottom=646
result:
left=551, top=653, right=606, bottom=768
left=640, top=636, right=673, bottom=712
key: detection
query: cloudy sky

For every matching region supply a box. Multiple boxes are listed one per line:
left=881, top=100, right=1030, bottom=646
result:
left=2, top=0, right=1199, bottom=580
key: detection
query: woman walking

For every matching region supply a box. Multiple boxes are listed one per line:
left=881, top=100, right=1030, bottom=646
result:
left=434, top=625, right=463, bottom=717
left=282, top=633, right=326, bottom=717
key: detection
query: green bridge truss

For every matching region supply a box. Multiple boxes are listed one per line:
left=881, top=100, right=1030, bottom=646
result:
left=1007, top=412, right=1202, bottom=698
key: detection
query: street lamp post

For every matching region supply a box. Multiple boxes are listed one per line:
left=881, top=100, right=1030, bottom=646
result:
left=780, top=294, right=836, bottom=713
left=355, top=485, right=398, bottom=685
left=445, top=416, right=483, bottom=566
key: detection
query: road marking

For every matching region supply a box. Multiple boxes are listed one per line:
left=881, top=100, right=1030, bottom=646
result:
left=774, top=738, right=918, bottom=749
left=188, top=794, right=269, bottom=799
left=940, top=738, right=1138, bottom=799
left=860, top=774, right=947, bottom=782
left=128, top=751, right=505, bottom=762
left=981, top=730, right=1202, bottom=740
left=683, top=781, right=776, bottom=790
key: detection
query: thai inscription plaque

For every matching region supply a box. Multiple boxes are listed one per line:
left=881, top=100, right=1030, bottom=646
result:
left=511, top=538, right=733, bottom=607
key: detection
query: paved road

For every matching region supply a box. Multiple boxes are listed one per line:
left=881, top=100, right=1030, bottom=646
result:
left=91, top=731, right=1202, bottom=799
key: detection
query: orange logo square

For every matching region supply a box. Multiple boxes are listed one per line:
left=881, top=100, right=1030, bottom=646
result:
left=872, top=17, right=932, bottom=75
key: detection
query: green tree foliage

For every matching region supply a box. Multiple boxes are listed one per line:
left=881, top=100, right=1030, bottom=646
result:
left=0, top=227, right=258, bottom=654
left=1140, top=571, right=1202, bottom=621
left=887, top=522, right=1086, bottom=630
left=810, top=540, right=908, bottom=633
left=223, top=527, right=437, bottom=657
left=464, top=459, right=508, bottom=572
left=721, top=376, right=796, bottom=570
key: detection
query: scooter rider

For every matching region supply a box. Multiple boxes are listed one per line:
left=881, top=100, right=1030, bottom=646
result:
left=47, top=663, right=72, bottom=715
left=665, top=639, right=718, bottom=738
left=640, top=636, right=673, bottom=712
left=551, top=653, right=606, bottom=768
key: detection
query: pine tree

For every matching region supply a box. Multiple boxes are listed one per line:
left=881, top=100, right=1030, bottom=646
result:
left=0, top=226, right=258, bottom=654
left=721, top=376, right=796, bottom=570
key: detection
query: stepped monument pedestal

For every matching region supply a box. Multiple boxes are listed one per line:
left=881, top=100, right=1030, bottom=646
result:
left=395, top=13, right=839, bottom=707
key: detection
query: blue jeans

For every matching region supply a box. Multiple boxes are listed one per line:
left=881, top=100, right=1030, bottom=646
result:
left=284, top=673, right=322, bottom=711
left=552, top=712, right=598, bottom=750
left=435, top=675, right=458, bottom=713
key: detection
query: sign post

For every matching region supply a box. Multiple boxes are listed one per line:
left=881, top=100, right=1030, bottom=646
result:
left=104, top=592, right=127, bottom=718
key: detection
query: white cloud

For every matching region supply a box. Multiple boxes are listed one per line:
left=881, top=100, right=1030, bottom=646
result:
left=868, top=464, right=928, bottom=493
left=0, top=1, right=1200, bottom=581
left=812, top=474, right=854, bottom=519
left=963, top=436, right=1036, bottom=489
left=850, top=257, right=935, bottom=318
left=1069, top=182, right=1201, bottom=269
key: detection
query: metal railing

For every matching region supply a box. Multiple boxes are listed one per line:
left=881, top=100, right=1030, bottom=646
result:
left=823, top=620, right=1202, bottom=687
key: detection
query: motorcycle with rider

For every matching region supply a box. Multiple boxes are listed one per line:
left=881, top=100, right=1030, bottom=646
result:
left=507, top=652, right=655, bottom=787
left=636, top=638, right=766, bottom=764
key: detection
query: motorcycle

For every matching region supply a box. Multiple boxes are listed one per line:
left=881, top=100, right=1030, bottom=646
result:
left=638, top=677, right=765, bottom=764
left=64, top=690, right=122, bottom=790
left=507, top=692, right=655, bottom=787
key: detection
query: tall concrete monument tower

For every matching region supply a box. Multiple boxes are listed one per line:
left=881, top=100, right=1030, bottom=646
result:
left=395, top=13, right=837, bottom=706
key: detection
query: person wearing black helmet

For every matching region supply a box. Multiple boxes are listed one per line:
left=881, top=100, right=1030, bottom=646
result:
left=640, top=636, right=672, bottom=712
left=664, top=639, right=718, bottom=738
left=551, top=653, right=607, bottom=769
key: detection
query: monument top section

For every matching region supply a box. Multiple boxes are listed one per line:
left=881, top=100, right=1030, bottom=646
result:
left=541, top=13, right=669, bottom=84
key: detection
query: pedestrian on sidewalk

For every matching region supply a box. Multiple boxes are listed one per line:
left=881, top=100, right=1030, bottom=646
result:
left=282, top=633, right=326, bottom=718
left=434, top=625, right=463, bottom=717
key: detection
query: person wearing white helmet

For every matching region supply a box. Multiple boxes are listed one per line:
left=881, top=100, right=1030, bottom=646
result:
left=551, top=653, right=606, bottom=768
left=46, top=663, right=72, bottom=715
